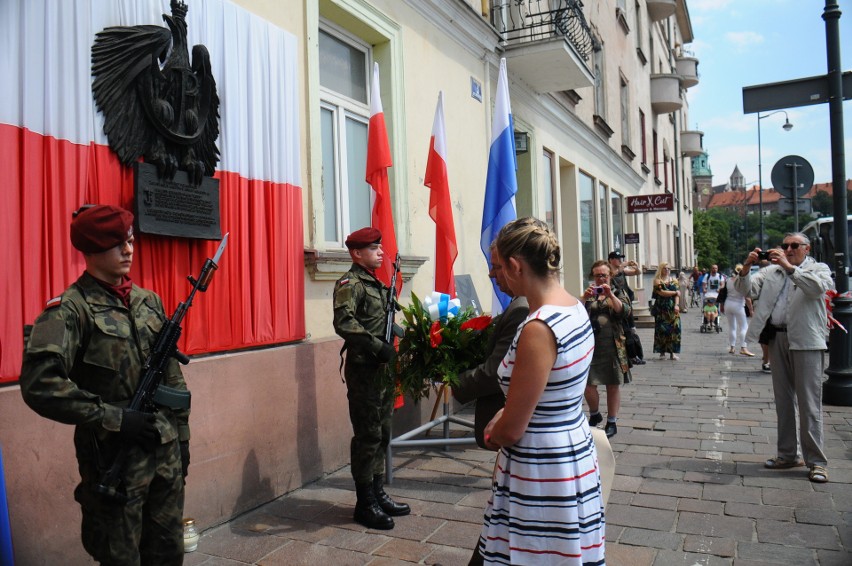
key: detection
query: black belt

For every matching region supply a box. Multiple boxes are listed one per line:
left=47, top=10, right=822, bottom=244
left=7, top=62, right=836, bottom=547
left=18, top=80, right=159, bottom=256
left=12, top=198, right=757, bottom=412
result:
left=772, top=325, right=787, bottom=332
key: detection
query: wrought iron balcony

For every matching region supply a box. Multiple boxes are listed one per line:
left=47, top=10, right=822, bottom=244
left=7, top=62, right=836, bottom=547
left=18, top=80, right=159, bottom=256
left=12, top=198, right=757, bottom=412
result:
left=490, top=0, right=595, bottom=93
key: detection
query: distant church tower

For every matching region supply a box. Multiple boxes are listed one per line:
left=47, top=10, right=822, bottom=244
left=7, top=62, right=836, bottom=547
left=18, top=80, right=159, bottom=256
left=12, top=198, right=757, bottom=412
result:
left=729, top=165, right=745, bottom=191
left=692, top=150, right=713, bottom=210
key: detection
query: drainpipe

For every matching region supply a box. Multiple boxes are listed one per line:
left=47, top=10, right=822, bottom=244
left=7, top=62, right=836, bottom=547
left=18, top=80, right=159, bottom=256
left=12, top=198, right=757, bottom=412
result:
left=668, top=19, right=684, bottom=270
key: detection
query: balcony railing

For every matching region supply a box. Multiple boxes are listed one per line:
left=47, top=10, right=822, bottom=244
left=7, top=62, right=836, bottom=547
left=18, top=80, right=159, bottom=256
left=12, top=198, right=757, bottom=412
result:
left=491, top=0, right=595, bottom=62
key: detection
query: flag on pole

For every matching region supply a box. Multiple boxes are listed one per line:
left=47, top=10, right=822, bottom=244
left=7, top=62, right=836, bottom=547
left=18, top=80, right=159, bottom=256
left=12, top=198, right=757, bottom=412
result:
left=424, top=91, right=458, bottom=297
left=480, top=58, right=518, bottom=312
left=366, top=62, right=401, bottom=294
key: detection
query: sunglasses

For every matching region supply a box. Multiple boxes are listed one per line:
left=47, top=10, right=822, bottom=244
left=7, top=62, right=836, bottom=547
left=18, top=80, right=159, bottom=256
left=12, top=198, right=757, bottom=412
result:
left=780, top=242, right=804, bottom=250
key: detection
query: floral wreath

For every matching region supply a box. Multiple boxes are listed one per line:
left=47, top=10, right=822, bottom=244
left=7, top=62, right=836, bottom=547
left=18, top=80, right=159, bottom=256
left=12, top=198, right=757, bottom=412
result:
left=395, top=292, right=493, bottom=402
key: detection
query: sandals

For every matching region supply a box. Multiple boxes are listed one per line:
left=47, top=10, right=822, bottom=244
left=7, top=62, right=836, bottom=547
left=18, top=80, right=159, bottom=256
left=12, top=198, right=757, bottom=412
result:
left=809, top=465, right=829, bottom=483
left=740, top=349, right=755, bottom=357
left=764, top=456, right=805, bottom=469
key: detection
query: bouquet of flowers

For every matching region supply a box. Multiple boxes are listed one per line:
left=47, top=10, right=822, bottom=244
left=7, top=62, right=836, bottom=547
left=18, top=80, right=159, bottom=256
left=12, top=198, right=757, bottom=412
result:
left=395, top=292, right=493, bottom=402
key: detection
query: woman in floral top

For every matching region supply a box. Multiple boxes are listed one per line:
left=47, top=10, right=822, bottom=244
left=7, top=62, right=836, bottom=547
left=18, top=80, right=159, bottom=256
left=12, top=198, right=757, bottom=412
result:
left=652, top=261, right=682, bottom=360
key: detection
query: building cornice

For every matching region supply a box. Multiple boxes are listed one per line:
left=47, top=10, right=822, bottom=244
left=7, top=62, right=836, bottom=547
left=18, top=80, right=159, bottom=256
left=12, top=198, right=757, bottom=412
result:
left=403, top=0, right=501, bottom=59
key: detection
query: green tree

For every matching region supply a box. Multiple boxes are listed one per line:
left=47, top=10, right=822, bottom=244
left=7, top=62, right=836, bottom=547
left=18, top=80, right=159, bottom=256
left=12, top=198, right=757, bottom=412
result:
left=811, top=189, right=852, bottom=217
left=694, top=209, right=734, bottom=270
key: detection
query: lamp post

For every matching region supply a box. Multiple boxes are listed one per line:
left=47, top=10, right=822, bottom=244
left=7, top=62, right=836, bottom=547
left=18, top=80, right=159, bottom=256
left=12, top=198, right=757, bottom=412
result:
left=756, top=110, right=793, bottom=248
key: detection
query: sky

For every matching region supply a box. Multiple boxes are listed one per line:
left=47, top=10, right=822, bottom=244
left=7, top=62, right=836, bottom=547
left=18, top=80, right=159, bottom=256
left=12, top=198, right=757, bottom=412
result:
left=686, top=0, right=852, bottom=190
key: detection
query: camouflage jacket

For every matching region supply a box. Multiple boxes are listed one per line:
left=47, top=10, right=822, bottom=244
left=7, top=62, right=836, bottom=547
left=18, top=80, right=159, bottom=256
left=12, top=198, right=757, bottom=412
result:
left=333, top=263, right=389, bottom=364
left=20, top=272, right=190, bottom=444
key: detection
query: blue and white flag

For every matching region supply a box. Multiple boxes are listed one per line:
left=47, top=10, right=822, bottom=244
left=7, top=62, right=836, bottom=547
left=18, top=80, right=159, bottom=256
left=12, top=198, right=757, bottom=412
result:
left=480, top=58, right=517, bottom=313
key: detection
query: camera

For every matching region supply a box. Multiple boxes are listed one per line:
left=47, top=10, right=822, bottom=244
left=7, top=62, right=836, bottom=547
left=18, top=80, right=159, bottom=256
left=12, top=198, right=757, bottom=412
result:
left=757, top=251, right=770, bottom=261
left=593, top=286, right=604, bottom=295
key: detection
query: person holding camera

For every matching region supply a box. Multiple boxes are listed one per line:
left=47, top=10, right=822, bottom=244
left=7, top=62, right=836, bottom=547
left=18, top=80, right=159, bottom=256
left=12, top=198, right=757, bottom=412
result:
left=735, top=233, right=833, bottom=483
left=333, top=227, right=409, bottom=529
left=583, top=260, right=632, bottom=438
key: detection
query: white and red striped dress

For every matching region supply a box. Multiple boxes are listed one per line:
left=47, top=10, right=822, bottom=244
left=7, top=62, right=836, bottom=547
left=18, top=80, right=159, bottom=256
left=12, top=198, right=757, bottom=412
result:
left=477, top=303, right=605, bottom=565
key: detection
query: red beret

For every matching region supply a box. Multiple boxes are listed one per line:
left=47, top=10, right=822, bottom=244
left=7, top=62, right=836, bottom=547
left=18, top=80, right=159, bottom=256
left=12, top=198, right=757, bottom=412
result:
left=345, top=227, right=382, bottom=250
left=70, top=205, right=134, bottom=254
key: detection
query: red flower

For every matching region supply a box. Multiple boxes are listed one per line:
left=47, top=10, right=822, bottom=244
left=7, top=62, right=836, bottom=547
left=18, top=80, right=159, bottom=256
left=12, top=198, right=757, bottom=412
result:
left=460, top=315, right=492, bottom=332
left=430, top=320, right=443, bottom=348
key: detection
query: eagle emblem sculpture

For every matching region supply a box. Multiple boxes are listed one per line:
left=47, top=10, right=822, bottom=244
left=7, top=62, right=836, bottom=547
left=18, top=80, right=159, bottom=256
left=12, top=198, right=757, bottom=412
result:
left=92, top=0, right=219, bottom=185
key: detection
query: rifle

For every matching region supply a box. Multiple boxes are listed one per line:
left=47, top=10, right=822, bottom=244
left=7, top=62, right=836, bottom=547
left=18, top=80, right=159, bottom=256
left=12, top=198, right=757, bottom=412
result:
left=384, top=252, right=401, bottom=344
left=96, top=234, right=229, bottom=502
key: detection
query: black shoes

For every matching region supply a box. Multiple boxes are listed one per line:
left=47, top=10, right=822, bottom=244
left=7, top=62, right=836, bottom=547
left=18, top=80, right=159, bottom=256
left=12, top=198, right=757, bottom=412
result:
left=373, top=475, right=410, bottom=517
left=631, top=357, right=646, bottom=365
left=589, top=413, right=603, bottom=427
left=604, top=422, right=618, bottom=438
left=354, top=482, right=395, bottom=530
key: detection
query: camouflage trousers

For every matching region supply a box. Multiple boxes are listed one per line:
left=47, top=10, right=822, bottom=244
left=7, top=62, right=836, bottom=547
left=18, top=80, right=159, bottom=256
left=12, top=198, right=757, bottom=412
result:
left=345, top=358, right=394, bottom=484
left=74, top=429, right=185, bottom=566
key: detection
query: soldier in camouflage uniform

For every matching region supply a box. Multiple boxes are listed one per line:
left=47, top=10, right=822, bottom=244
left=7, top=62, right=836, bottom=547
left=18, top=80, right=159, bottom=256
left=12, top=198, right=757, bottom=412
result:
left=333, top=227, right=409, bottom=530
left=20, top=205, right=190, bottom=566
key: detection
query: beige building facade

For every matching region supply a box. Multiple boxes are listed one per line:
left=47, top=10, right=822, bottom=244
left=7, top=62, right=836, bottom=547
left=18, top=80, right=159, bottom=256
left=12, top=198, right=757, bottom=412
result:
left=1, top=1, right=700, bottom=562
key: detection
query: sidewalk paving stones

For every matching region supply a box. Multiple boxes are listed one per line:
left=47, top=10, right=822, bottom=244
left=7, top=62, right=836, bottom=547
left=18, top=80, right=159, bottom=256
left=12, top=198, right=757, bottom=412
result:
left=189, top=313, right=852, bottom=564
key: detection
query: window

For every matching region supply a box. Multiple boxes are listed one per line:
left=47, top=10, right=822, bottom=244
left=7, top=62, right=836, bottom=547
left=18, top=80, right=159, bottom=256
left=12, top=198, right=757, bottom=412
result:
left=620, top=76, right=630, bottom=148
left=593, top=44, right=606, bottom=120
left=580, top=172, right=597, bottom=278
left=639, top=110, right=647, bottom=165
left=599, top=182, right=609, bottom=252
left=664, top=151, right=669, bottom=190
left=319, top=26, right=372, bottom=246
left=634, top=1, right=644, bottom=52
left=542, top=149, right=556, bottom=232
left=611, top=192, right=624, bottom=252
left=653, top=129, right=659, bottom=180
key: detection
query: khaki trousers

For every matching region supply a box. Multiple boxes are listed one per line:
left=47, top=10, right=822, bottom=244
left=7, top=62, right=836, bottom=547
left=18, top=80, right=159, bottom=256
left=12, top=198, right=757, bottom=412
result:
left=768, top=333, right=827, bottom=467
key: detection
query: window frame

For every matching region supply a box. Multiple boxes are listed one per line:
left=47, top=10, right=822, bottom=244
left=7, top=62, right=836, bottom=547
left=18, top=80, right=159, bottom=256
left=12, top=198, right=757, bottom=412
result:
left=318, top=23, right=374, bottom=249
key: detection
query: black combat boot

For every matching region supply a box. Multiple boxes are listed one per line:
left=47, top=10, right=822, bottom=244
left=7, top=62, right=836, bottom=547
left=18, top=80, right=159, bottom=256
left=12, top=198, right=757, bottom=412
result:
left=354, top=482, right=394, bottom=529
left=373, top=475, right=410, bottom=516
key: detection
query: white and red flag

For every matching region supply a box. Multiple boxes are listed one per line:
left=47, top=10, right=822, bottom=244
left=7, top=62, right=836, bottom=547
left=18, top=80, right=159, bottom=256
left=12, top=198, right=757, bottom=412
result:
left=366, top=62, right=402, bottom=294
left=0, top=0, right=304, bottom=382
left=424, top=91, right=458, bottom=297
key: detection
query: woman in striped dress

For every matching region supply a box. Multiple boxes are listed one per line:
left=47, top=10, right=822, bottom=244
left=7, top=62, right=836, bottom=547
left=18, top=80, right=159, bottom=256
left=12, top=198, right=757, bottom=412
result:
left=473, top=217, right=605, bottom=565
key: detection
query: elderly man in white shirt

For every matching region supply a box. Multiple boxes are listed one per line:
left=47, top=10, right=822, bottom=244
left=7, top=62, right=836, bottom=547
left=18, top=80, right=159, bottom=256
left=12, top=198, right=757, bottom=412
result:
left=735, top=232, right=834, bottom=483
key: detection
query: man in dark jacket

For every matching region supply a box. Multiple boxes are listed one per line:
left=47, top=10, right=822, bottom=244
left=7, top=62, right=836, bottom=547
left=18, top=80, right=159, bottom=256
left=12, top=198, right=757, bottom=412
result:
left=608, top=250, right=645, bottom=365
left=452, top=245, right=528, bottom=449
left=333, top=227, right=409, bottom=530
left=20, top=205, right=190, bottom=565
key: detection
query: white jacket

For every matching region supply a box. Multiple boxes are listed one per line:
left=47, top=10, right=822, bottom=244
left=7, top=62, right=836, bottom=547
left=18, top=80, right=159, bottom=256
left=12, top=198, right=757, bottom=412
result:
left=734, top=256, right=834, bottom=350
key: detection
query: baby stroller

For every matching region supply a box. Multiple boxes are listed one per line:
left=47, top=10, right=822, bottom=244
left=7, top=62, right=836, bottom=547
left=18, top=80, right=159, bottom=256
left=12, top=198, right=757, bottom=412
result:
left=700, top=296, right=723, bottom=333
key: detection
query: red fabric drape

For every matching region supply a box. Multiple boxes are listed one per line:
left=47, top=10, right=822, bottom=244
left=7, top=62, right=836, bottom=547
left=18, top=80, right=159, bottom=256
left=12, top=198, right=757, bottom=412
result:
left=0, top=125, right=305, bottom=383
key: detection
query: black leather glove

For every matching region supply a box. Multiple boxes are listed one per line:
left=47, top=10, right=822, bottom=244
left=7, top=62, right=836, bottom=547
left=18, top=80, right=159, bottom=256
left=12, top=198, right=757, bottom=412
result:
left=119, top=409, right=159, bottom=445
left=179, top=441, right=190, bottom=480
left=376, top=342, right=396, bottom=363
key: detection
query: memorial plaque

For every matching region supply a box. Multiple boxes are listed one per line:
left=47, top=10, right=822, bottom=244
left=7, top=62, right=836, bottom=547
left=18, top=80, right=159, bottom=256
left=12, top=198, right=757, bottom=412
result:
left=624, top=233, right=640, bottom=244
left=454, top=274, right=482, bottom=315
left=134, top=162, right=222, bottom=240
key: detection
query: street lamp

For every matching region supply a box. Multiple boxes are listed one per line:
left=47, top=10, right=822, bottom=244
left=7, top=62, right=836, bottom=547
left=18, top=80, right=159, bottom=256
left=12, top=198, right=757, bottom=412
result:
left=757, top=110, right=794, bottom=248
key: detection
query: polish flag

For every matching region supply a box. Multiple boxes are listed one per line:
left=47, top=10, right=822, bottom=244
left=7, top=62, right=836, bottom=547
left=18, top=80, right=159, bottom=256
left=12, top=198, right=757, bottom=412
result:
left=0, top=0, right=305, bottom=382
left=424, top=92, right=458, bottom=297
left=366, top=62, right=402, bottom=294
